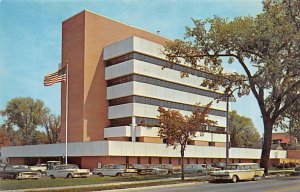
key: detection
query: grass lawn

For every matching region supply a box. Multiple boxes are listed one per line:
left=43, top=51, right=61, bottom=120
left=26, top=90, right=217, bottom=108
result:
left=0, top=174, right=185, bottom=191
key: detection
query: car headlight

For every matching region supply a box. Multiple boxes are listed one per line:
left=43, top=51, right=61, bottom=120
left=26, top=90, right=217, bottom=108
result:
left=19, top=173, right=23, bottom=176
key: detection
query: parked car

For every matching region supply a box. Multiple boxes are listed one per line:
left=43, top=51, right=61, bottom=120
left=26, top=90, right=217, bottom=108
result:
left=46, top=164, right=90, bottom=179
left=30, top=164, right=47, bottom=174
left=0, top=163, right=6, bottom=171
left=93, top=164, right=137, bottom=177
left=147, top=164, right=169, bottom=175
left=206, top=164, right=221, bottom=172
left=133, top=164, right=153, bottom=175
left=291, top=165, right=300, bottom=176
left=210, top=163, right=265, bottom=183
left=154, top=164, right=180, bottom=175
left=0, top=165, right=41, bottom=180
left=213, top=162, right=227, bottom=170
left=183, top=164, right=207, bottom=174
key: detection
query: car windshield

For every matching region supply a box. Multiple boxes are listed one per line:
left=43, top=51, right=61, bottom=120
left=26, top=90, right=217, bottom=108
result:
left=115, top=164, right=126, bottom=169
left=6, top=165, right=29, bottom=170
left=133, top=164, right=145, bottom=169
left=66, top=165, right=79, bottom=169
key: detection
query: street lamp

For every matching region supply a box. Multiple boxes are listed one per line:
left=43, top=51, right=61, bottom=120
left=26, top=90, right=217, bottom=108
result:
left=222, top=81, right=237, bottom=166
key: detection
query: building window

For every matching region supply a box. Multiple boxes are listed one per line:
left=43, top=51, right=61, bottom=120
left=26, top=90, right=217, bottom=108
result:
left=126, top=156, right=129, bottom=164
left=187, top=158, right=190, bottom=164
left=105, top=52, right=215, bottom=81
left=148, top=157, right=152, bottom=164
left=159, top=157, right=162, bottom=164
left=108, top=95, right=227, bottom=117
left=109, top=116, right=225, bottom=133
left=209, top=142, right=216, bottom=146
left=137, top=157, right=141, bottom=164
left=196, top=158, right=199, bottom=164
left=110, top=117, right=132, bottom=127
left=169, top=157, right=172, bottom=164
left=107, top=74, right=223, bottom=101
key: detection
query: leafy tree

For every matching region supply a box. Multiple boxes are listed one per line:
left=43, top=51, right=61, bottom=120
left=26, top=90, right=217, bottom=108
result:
left=157, top=103, right=215, bottom=181
left=0, top=124, right=12, bottom=147
left=229, top=110, right=260, bottom=148
left=42, top=114, right=61, bottom=143
left=163, top=0, right=300, bottom=173
left=1, top=97, right=48, bottom=145
left=277, top=99, right=300, bottom=144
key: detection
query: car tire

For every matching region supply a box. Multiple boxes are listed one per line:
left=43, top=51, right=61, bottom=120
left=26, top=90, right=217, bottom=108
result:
left=116, top=172, right=123, bottom=177
left=50, top=175, right=55, bottom=179
left=232, top=175, right=238, bottom=183
left=67, top=173, right=73, bottom=179
left=197, top=171, right=203, bottom=175
left=98, top=173, right=104, bottom=177
left=252, top=175, right=258, bottom=181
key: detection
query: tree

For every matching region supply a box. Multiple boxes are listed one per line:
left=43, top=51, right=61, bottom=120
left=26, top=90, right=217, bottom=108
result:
left=0, top=124, right=12, bottom=147
left=157, top=103, right=215, bottom=181
left=229, top=110, right=260, bottom=148
left=42, top=114, right=61, bottom=143
left=1, top=97, right=48, bottom=145
left=277, top=99, right=300, bottom=144
left=163, top=0, right=300, bottom=173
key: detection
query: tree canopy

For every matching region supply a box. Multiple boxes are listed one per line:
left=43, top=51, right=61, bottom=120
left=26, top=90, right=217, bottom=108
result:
left=163, top=0, right=300, bottom=173
left=229, top=110, right=260, bottom=148
left=157, top=103, right=215, bottom=180
left=1, top=97, right=61, bottom=145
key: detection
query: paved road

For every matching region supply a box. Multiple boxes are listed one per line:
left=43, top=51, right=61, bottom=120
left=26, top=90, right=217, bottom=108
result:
left=108, top=176, right=300, bottom=192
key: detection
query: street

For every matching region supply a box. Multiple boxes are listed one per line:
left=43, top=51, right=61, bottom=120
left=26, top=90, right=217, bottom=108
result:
left=109, top=176, right=300, bottom=192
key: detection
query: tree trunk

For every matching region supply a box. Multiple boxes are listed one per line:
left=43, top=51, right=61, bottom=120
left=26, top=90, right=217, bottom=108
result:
left=181, top=147, right=185, bottom=181
left=260, top=121, right=273, bottom=174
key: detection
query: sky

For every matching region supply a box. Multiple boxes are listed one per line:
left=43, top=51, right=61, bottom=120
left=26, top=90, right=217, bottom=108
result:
left=0, top=0, right=265, bottom=134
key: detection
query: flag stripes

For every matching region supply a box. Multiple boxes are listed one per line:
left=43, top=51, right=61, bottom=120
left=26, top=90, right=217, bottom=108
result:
left=44, top=66, right=67, bottom=86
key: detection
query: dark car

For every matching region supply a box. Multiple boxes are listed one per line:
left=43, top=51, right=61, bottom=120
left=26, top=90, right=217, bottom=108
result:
left=0, top=165, right=41, bottom=180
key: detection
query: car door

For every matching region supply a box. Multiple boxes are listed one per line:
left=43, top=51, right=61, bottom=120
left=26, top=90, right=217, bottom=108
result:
left=54, top=166, right=63, bottom=178
left=100, top=165, right=109, bottom=176
left=252, top=164, right=264, bottom=177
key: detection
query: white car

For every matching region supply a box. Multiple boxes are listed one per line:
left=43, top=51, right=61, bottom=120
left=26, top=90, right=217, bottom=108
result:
left=30, top=164, right=47, bottom=174
left=211, top=163, right=265, bottom=183
left=93, top=164, right=137, bottom=176
left=46, top=164, right=90, bottom=179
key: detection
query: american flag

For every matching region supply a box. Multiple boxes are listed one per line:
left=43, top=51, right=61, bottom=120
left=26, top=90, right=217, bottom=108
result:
left=44, top=66, right=67, bottom=86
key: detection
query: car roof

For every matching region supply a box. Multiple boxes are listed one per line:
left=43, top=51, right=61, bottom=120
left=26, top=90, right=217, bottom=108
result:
left=228, top=163, right=259, bottom=166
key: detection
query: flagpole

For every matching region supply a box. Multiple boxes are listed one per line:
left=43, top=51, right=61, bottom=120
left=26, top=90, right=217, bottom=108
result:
left=65, top=64, right=69, bottom=164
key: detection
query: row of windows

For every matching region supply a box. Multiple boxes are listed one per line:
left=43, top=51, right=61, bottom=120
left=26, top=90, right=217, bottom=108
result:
left=109, top=116, right=226, bottom=134
left=107, top=74, right=223, bottom=99
left=105, top=52, right=215, bottom=80
left=124, top=156, right=256, bottom=165
left=109, top=96, right=227, bottom=117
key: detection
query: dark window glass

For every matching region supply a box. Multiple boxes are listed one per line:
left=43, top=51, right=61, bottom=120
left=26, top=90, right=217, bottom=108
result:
left=105, top=52, right=216, bottom=80
left=108, top=96, right=227, bottom=117
left=107, top=74, right=223, bottom=99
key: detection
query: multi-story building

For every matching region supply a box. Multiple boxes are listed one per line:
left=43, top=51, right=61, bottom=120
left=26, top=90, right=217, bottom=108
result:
left=103, top=36, right=227, bottom=146
left=0, top=10, right=286, bottom=168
